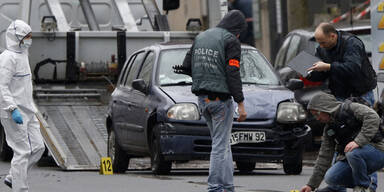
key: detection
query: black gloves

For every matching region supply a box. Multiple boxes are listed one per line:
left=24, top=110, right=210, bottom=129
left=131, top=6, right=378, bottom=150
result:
left=173, top=65, right=190, bottom=75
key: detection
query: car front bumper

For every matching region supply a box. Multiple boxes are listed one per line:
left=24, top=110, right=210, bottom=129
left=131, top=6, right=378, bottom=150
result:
left=158, top=122, right=311, bottom=162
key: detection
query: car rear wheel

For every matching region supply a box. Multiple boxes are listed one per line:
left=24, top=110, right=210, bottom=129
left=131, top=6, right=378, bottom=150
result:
left=283, top=148, right=303, bottom=175
left=150, top=125, right=172, bottom=175
left=0, top=124, right=12, bottom=161
left=108, top=129, right=130, bottom=173
left=236, top=161, right=256, bottom=173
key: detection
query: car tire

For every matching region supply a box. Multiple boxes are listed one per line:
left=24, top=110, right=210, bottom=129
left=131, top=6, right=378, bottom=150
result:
left=150, top=125, right=172, bottom=175
left=283, top=148, right=303, bottom=175
left=0, top=124, right=12, bottom=161
left=108, top=129, right=130, bottom=173
left=236, top=161, right=256, bottom=173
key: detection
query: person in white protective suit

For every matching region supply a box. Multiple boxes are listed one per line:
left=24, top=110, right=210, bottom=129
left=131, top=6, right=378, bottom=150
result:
left=0, top=20, right=45, bottom=192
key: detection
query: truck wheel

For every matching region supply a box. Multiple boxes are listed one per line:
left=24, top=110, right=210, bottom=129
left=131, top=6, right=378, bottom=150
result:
left=108, top=129, right=129, bottom=173
left=0, top=124, right=12, bottom=161
left=236, top=161, right=256, bottom=173
left=283, top=149, right=303, bottom=175
left=150, top=125, right=171, bottom=175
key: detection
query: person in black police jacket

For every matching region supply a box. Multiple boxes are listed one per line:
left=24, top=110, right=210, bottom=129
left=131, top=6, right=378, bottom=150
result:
left=174, top=10, right=247, bottom=192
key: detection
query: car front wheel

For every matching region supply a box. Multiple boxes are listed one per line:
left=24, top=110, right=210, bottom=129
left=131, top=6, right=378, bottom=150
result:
left=108, top=129, right=130, bottom=173
left=283, top=148, right=303, bottom=175
left=150, top=125, right=172, bottom=175
left=236, top=161, right=256, bottom=173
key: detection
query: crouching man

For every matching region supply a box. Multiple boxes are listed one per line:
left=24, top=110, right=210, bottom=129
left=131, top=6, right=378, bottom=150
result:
left=300, top=92, right=384, bottom=192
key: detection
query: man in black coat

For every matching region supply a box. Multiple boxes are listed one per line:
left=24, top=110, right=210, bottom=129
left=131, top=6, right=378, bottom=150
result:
left=307, top=22, right=376, bottom=106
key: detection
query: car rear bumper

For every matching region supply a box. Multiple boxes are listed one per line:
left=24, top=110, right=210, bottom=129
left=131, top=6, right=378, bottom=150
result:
left=159, top=122, right=310, bottom=162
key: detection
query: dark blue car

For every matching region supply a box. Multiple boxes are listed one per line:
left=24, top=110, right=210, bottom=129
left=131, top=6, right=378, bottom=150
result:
left=106, top=43, right=310, bottom=175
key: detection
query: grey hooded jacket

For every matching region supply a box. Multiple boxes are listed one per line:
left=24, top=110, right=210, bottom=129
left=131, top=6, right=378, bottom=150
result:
left=306, top=92, right=384, bottom=189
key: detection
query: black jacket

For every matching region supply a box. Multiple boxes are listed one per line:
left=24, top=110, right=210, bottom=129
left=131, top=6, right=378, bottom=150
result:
left=308, top=31, right=377, bottom=99
left=178, top=10, right=246, bottom=103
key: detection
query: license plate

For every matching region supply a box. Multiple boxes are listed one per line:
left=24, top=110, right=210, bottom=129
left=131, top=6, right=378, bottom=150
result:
left=230, top=131, right=266, bottom=145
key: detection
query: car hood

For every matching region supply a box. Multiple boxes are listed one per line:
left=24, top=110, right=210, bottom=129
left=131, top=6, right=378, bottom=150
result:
left=160, top=85, right=294, bottom=119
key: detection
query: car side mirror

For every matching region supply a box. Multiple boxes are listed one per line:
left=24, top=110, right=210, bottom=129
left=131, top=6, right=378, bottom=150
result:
left=286, top=79, right=304, bottom=91
left=132, top=79, right=148, bottom=94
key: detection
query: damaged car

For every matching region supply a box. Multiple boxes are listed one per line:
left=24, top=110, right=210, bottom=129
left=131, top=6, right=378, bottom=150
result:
left=106, top=43, right=310, bottom=175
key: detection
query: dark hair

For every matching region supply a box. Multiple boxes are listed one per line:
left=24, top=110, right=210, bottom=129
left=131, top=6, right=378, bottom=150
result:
left=320, top=23, right=337, bottom=36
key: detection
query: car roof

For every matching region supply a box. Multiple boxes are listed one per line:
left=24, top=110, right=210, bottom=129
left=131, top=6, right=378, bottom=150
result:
left=148, top=42, right=258, bottom=51
left=333, top=20, right=370, bottom=31
left=287, top=29, right=314, bottom=39
left=286, top=20, right=371, bottom=41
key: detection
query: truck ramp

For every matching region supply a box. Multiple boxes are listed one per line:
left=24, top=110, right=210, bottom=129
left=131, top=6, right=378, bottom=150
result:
left=34, top=87, right=109, bottom=170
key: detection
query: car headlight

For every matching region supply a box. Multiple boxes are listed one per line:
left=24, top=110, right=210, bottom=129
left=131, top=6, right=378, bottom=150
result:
left=276, top=102, right=307, bottom=123
left=167, top=103, right=200, bottom=120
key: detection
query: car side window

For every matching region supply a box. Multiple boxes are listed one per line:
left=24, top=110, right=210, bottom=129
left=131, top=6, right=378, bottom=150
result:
left=285, top=35, right=301, bottom=64
left=125, top=51, right=146, bottom=87
left=274, top=35, right=292, bottom=70
left=118, top=54, right=137, bottom=86
left=138, top=51, right=155, bottom=85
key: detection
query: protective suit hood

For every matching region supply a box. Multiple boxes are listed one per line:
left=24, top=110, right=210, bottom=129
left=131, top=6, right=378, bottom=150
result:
left=216, top=10, right=247, bottom=36
left=6, top=20, right=32, bottom=53
left=307, top=92, right=342, bottom=115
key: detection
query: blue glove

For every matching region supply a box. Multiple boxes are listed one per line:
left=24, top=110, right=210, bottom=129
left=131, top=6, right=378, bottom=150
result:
left=11, top=109, right=23, bottom=124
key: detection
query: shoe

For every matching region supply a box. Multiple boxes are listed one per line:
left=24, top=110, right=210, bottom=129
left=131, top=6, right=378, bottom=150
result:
left=353, top=186, right=370, bottom=192
left=4, top=177, right=12, bottom=188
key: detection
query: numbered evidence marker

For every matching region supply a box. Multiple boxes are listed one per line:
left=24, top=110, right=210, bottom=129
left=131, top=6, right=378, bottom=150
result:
left=290, top=190, right=299, bottom=192
left=100, top=157, right=113, bottom=175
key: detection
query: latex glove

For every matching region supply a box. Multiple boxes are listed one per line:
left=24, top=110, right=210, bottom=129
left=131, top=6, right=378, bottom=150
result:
left=307, top=61, right=331, bottom=72
left=11, top=109, right=23, bottom=124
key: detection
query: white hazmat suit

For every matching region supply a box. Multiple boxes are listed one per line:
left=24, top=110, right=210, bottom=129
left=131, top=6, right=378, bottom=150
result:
left=0, top=20, right=45, bottom=192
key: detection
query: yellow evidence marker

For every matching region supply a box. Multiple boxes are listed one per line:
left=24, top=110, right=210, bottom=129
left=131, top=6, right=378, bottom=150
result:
left=290, top=190, right=299, bottom=192
left=100, top=157, right=113, bottom=175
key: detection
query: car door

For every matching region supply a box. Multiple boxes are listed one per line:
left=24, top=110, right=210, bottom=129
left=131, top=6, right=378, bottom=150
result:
left=114, top=51, right=146, bottom=149
left=128, top=51, right=155, bottom=148
left=111, top=53, right=136, bottom=146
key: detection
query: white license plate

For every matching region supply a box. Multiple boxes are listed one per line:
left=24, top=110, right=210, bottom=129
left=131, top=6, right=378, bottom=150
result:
left=230, top=131, right=266, bottom=145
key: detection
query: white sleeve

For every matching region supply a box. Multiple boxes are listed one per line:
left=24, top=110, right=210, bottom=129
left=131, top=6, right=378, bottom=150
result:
left=0, top=54, right=17, bottom=110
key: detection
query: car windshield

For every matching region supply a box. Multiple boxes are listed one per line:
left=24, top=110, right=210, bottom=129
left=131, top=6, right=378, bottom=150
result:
left=158, top=48, right=280, bottom=86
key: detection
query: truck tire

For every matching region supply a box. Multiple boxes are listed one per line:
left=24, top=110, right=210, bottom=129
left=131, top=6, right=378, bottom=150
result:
left=283, top=148, right=303, bottom=175
left=150, top=125, right=171, bottom=175
left=0, top=124, right=12, bottom=161
left=236, top=161, right=256, bottom=173
left=108, top=129, right=129, bottom=173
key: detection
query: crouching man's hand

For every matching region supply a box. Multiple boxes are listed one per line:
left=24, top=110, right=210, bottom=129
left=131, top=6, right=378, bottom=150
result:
left=300, top=185, right=312, bottom=192
left=344, top=141, right=359, bottom=153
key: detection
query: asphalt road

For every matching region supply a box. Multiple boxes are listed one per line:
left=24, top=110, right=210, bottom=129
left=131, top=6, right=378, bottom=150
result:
left=0, top=159, right=382, bottom=192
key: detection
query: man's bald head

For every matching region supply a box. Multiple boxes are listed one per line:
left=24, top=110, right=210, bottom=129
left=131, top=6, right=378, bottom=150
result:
left=314, top=22, right=338, bottom=50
